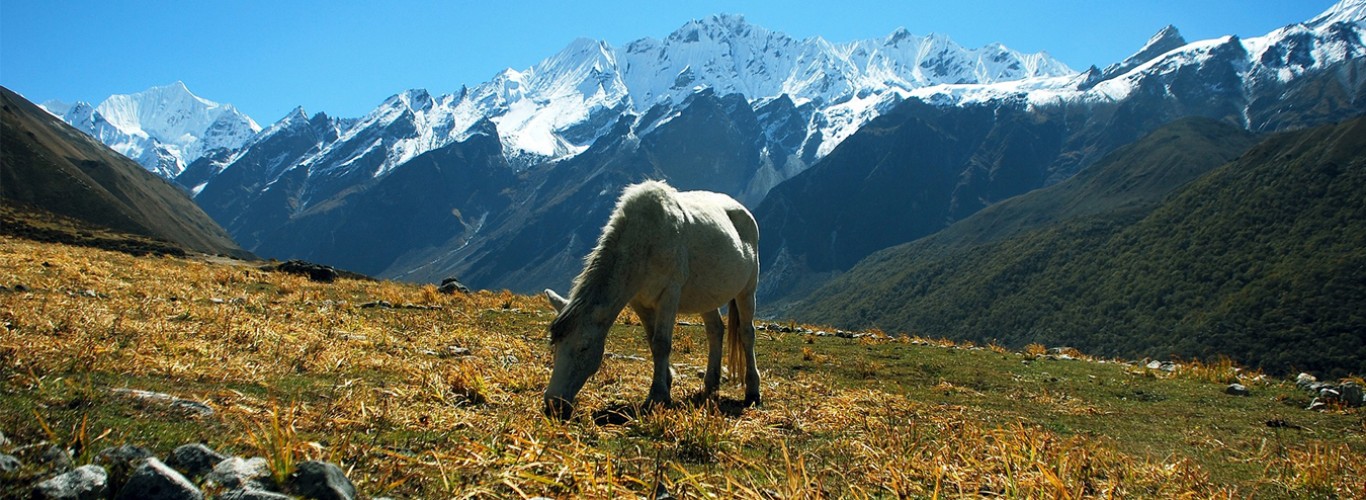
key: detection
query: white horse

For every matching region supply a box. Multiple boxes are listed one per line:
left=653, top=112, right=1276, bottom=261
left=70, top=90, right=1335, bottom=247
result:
left=543, top=180, right=761, bottom=419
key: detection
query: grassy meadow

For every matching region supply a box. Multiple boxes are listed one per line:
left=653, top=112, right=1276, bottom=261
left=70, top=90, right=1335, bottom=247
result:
left=1, top=236, right=1363, bottom=498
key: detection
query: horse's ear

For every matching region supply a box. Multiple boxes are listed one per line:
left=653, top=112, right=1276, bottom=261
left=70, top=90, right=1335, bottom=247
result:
left=545, top=289, right=568, bottom=313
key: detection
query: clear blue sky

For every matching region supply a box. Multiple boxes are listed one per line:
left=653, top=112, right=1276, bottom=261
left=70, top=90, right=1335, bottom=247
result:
left=1, top=0, right=1339, bottom=123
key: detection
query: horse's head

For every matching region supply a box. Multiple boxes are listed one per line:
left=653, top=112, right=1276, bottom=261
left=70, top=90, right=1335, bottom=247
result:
left=543, top=296, right=612, bottom=420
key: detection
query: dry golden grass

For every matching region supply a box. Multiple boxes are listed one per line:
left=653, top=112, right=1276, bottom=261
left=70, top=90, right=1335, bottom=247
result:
left=1, top=236, right=1363, bottom=499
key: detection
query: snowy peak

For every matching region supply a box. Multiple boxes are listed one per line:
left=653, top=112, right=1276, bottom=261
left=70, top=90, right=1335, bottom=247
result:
left=1307, top=0, right=1366, bottom=27
left=41, top=82, right=260, bottom=178
left=1101, top=25, right=1188, bottom=80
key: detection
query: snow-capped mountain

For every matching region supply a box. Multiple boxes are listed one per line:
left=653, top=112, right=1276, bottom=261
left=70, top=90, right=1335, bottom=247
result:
left=906, top=0, right=1366, bottom=117
left=234, top=14, right=1073, bottom=192
left=42, top=82, right=260, bottom=178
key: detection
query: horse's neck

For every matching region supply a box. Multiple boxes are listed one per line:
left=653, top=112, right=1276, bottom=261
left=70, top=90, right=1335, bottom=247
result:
left=571, top=236, right=644, bottom=324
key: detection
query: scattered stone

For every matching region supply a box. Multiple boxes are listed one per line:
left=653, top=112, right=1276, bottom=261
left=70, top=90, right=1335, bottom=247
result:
left=438, top=278, right=470, bottom=295
left=218, top=489, right=292, bottom=500
left=1295, top=372, right=1317, bottom=390
left=204, top=457, right=274, bottom=492
left=41, top=446, right=73, bottom=471
left=500, top=354, right=521, bottom=366
left=443, top=346, right=472, bottom=358
left=606, top=352, right=646, bottom=362
left=110, top=388, right=214, bottom=417
left=115, top=457, right=201, bottom=500
left=1146, top=360, right=1162, bottom=370
left=0, top=453, right=20, bottom=474
left=165, top=444, right=226, bottom=480
left=1340, top=382, right=1364, bottom=408
left=1225, top=383, right=1250, bottom=396
left=270, top=260, right=338, bottom=283
left=1307, top=398, right=1330, bottom=411
left=96, top=445, right=154, bottom=467
left=33, top=464, right=108, bottom=500
left=288, top=461, right=356, bottom=500
left=1159, top=362, right=1177, bottom=372
left=80, top=289, right=98, bottom=298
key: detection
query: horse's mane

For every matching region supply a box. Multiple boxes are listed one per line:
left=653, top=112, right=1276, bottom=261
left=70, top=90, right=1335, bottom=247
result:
left=550, top=180, right=678, bottom=344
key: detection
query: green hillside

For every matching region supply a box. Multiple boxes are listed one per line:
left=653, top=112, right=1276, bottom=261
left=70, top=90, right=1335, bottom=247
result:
left=796, top=115, right=1366, bottom=376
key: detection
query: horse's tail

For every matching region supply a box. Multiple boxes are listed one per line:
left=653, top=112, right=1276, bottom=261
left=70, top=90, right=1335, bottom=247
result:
left=726, top=298, right=746, bottom=381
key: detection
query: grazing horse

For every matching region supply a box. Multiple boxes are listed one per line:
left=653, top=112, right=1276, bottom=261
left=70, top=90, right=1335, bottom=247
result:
left=543, top=180, right=761, bottom=419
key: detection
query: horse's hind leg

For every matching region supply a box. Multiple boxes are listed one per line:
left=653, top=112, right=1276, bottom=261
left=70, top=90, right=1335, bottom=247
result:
left=735, top=288, right=761, bottom=407
left=701, top=309, right=725, bottom=395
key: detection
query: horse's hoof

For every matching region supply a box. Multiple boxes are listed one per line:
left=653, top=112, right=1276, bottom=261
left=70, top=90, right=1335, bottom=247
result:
left=544, top=397, right=575, bottom=421
left=744, top=394, right=762, bottom=408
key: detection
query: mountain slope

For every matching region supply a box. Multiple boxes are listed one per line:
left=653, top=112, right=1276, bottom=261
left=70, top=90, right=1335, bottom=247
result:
left=1, top=86, right=250, bottom=258
left=794, top=114, right=1366, bottom=376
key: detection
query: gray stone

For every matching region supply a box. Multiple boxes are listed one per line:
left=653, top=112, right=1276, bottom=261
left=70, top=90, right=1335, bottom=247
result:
left=288, top=461, right=356, bottom=500
left=1340, top=382, right=1364, bottom=408
left=33, top=464, right=108, bottom=500
left=204, top=457, right=275, bottom=492
left=165, top=443, right=227, bottom=480
left=96, top=444, right=155, bottom=467
left=1159, top=361, right=1177, bottom=372
left=116, top=457, right=202, bottom=500
left=1295, top=372, right=1317, bottom=390
left=438, top=278, right=471, bottom=294
left=0, top=453, right=20, bottom=474
left=1146, top=360, right=1163, bottom=370
left=219, top=489, right=293, bottom=500
left=40, top=446, right=73, bottom=471
left=1225, top=383, right=1250, bottom=396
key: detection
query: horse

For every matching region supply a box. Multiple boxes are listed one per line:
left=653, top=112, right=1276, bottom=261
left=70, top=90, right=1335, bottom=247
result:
left=543, top=180, right=761, bottom=419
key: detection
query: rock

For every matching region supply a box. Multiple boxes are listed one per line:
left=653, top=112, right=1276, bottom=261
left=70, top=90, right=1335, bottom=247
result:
left=1295, top=372, right=1317, bottom=390
left=218, top=490, right=293, bottom=500
left=1146, top=360, right=1163, bottom=370
left=110, top=388, right=214, bottom=417
left=271, top=260, right=338, bottom=283
left=287, top=461, right=356, bottom=500
left=96, top=445, right=155, bottom=467
left=115, top=457, right=201, bottom=500
left=95, top=444, right=155, bottom=488
left=438, top=278, right=470, bottom=295
left=500, top=354, right=520, bottom=366
left=1158, top=362, right=1176, bottom=372
left=165, top=444, right=226, bottom=480
left=442, top=346, right=471, bottom=358
left=1340, top=382, right=1364, bottom=407
left=33, top=464, right=108, bottom=500
left=204, top=457, right=274, bottom=492
left=0, top=453, right=20, bottom=474
left=14, top=284, right=30, bottom=292
left=1225, top=383, right=1250, bottom=396
left=41, top=445, right=73, bottom=471
left=1307, top=398, right=1330, bottom=411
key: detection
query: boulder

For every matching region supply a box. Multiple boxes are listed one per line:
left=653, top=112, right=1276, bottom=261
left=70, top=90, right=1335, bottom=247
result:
left=115, top=458, right=201, bottom=500
left=272, top=260, right=338, bottom=283
left=287, top=461, right=356, bottom=500
left=165, top=444, right=226, bottom=480
left=33, top=464, right=108, bottom=500
left=204, top=457, right=275, bottom=492
left=438, top=278, right=471, bottom=295
left=218, top=490, right=293, bottom=500
left=1340, top=382, right=1364, bottom=408
left=1224, top=383, right=1249, bottom=396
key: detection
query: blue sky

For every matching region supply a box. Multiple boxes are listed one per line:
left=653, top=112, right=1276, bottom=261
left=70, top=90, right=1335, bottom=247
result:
left=0, top=0, right=1339, bottom=123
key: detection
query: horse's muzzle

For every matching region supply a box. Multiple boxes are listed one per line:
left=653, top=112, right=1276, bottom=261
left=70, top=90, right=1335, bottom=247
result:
left=544, top=395, right=574, bottom=420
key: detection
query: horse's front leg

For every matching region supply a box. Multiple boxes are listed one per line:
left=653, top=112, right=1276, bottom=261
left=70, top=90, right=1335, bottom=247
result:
left=633, top=299, right=677, bottom=407
left=701, top=309, right=724, bottom=396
